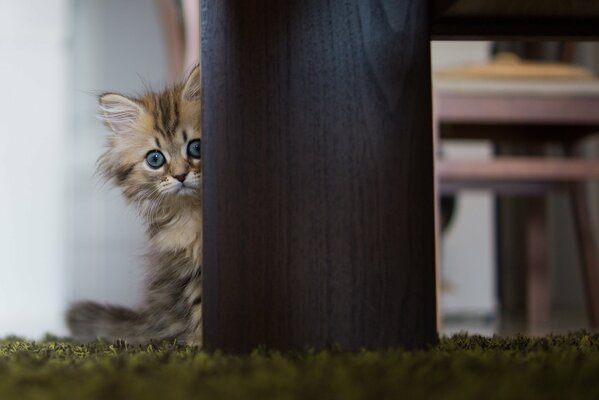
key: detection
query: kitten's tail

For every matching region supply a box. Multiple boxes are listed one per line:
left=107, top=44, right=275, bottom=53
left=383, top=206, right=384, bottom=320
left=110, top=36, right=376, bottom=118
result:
left=66, top=301, right=149, bottom=344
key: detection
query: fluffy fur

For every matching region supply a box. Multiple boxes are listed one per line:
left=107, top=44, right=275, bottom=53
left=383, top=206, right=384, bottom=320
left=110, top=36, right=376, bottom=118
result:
left=67, top=66, right=203, bottom=345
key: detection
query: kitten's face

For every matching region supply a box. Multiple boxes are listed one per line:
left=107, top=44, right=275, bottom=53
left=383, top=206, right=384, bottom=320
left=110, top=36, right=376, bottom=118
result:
left=98, top=66, right=201, bottom=207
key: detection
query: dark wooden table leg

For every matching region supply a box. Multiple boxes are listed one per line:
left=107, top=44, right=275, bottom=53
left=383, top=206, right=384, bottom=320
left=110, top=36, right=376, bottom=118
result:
left=202, top=0, right=437, bottom=352
left=526, top=197, right=551, bottom=335
left=565, top=145, right=599, bottom=329
left=569, top=183, right=599, bottom=329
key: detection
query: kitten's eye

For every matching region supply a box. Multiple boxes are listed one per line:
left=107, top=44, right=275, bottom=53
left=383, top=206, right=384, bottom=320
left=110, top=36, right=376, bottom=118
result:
left=187, top=139, right=201, bottom=159
left=146, top=150, right=165, bottom=169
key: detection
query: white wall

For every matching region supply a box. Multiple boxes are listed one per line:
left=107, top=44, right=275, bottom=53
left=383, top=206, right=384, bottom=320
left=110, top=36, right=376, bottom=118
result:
left=67, top=0, right=168, bottom=308
left=0, top=0, right=69, bottom=337
left=431, top=41, right=498, bottom=318
left=439, top=141, right=496, bottom=317
left=0, top=0, right=168, bottom=339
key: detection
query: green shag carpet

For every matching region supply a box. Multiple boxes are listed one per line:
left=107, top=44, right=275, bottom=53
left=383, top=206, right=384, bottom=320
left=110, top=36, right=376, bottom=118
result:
left=2, top=333, right=599, bottom=399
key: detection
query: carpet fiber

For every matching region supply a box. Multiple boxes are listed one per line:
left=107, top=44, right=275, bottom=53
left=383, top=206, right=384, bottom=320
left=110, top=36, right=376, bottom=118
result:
left=2, top=333, right=599, bottom=399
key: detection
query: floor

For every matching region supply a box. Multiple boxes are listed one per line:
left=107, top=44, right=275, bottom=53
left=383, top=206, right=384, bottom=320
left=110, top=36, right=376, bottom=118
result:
left=442, top=309, right=591, bottom=337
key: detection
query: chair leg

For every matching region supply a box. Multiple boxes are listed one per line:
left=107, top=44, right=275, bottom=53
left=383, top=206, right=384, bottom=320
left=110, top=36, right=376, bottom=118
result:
left=156, top=0, right=185, bottom=82
left=569, top=183, right=599, bottom=329
left=526, top=197, right=551, bottom=335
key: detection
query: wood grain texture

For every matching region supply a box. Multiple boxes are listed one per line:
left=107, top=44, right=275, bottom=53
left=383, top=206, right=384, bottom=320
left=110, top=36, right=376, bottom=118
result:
left=202, top=0, right=437, bottom=352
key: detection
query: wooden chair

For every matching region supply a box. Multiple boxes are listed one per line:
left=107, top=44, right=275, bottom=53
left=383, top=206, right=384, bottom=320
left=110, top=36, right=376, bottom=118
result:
left=156, top=0, right=200, bottom=83
left=435, top=58, right=599, bottom=334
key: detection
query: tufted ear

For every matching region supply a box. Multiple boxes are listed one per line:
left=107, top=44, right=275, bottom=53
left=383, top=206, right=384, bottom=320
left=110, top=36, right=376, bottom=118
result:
left=99, top=93, right=144, bottom=135
left=181, top=65, right=200, bottom=101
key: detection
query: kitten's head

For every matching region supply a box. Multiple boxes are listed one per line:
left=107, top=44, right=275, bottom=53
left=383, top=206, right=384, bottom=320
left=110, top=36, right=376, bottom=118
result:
left=98, top=66, right=201, bottom=209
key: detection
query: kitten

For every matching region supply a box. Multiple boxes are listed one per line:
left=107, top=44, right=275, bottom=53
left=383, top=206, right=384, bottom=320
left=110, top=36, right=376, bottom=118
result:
left=67, top=66, right=203, bottom=346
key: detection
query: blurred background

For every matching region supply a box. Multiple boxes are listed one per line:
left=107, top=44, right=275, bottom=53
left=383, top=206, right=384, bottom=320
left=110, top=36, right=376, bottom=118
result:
left=0, top=0, right=194, bottom=338
left=0, top=1, right=597, bottom=339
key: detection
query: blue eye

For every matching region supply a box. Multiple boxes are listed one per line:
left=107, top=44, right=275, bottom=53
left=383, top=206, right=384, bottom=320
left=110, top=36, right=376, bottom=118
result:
left=146, top=150, right=165, bottom=169
left=187, top=139, right=201, bottom=159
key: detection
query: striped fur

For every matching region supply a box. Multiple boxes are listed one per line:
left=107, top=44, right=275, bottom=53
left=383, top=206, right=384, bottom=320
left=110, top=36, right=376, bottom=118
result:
left=67, top=66, right=203, bottom=346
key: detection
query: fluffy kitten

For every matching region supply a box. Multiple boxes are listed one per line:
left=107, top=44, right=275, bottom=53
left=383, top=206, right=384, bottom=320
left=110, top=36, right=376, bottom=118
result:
left=67, top=66, right=203, bottom=346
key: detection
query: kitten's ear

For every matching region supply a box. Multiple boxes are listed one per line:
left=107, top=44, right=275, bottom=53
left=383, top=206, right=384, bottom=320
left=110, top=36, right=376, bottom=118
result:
left=181, top=65, right=200, bottom=101
left=99, top=93, right=144, bottom=135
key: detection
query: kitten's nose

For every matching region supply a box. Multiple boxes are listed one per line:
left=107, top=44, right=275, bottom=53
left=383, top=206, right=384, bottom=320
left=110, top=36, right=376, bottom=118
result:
left=173, top=173, right=187, bottom=182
